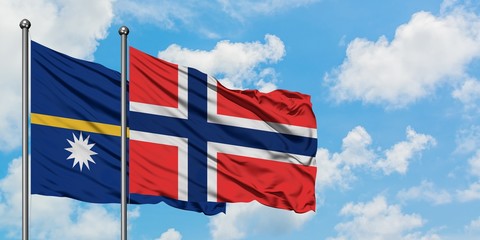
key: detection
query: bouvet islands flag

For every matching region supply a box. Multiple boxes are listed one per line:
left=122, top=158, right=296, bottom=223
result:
left=129, top=47, right=318, bottom=213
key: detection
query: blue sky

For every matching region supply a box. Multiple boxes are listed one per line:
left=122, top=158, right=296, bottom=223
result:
left=1, top=0, right=480, bottom=239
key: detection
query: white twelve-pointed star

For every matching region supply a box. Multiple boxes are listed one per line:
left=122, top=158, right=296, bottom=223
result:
left=65, top=132, right=97, bottom=171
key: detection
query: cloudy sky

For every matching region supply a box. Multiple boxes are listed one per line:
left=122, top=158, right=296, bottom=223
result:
left=1, top=0, right=480, bottom=239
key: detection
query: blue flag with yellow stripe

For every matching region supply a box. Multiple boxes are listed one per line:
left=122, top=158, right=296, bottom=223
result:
left=31, top=41, right=225, bottom=214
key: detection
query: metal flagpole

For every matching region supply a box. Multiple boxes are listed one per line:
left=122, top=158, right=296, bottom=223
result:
left=20, top=19, right=31, bottom=240
left=119, top=25, right=129, bottom=240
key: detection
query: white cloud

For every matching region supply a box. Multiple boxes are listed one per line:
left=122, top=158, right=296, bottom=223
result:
left=317, top=126, right=435, bottom=191
left=209, top=202, right=314, bottom=240
left=217, top=0, right=319, bottom=21
left=115, top=0, right=193, bottom=29
left=452, top=78, right=480, bottom=111
left=468, top=150, right=480, bottom=177
left=403, top=232, right=442, bottom=240
left=116, top=0, right=319, bottom=32
left=0, top=0, right=115, bottom=151
left=456, top=145, right=480, bottom=202
left=465, top=216, right=480, bottom=233
left=155, top=228, right=182, bottom=240
left=31, top=202, right=120, bottom=240
left=457, top=182, right=480, bottom=202
left=128, top=206, right=141, bottom=219
left=4, top=0, right=114, bottom=59
left=339, top=126, right=376, bottom=167
left=316, top=126, right=375, bottom=190
left=326, top=7, right=480, bottom=108
left=455, top=125, right=480, bottom=154
left=254, top=68, right=280, bottom=92
left=435, top=216, right=480, bottom=240
left=0, top=157, right=23, bottom=231
left=397, top=180, right=452, bottom=205
left=158, top=34, right=285, bottom=91
left=316, top=148, right=353, bottom=191
left=328, top=196, right=430, bottom=240
left=375, top=127, right=436, bottom=175
left=115, top=1, right=319, bottom=39
left=440, top=0, right=460, bottom=13
left=0, top=158, right=120, bottom=239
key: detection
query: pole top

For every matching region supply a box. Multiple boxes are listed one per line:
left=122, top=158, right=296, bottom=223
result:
left=118, top=26, right=129, bottom=36
left=19, top=19, right=31, bottom=29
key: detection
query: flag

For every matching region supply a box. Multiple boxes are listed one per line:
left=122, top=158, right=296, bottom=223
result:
left=129, top=47, right=317, bottom=213
left=30, top=41, right=225, bottom=215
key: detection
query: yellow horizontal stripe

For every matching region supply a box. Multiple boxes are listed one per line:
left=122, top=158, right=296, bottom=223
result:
left=31, top=113, right=129, bottom=137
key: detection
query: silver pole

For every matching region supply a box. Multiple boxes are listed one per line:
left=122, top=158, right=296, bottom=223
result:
left=119, top=25, right=129, bottom=240
left=19, top=18, right=31, bottom=240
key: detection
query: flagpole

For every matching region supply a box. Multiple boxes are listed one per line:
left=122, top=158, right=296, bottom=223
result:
left=119, top=25, right=129, bottom=240
left=20, top=18, right=31, bottom=240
